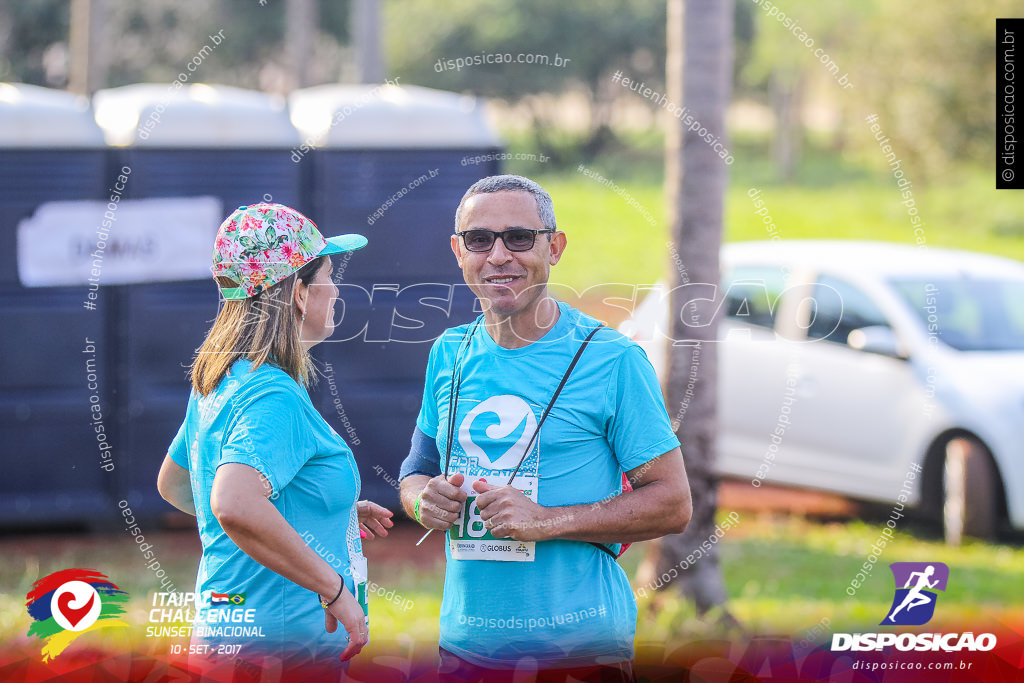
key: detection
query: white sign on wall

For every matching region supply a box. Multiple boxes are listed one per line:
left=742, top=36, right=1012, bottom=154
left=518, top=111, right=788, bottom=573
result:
left=17, top=196, right=223, bottom=287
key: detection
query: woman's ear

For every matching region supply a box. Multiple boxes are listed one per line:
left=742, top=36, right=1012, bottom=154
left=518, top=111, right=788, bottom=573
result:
left=293, top=276, right=309, bottom=318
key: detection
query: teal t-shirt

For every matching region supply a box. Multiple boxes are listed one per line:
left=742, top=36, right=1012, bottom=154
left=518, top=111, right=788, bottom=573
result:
left=415, top=302, right=680, bottom=669
left=168, top=358, right=363, bottom=661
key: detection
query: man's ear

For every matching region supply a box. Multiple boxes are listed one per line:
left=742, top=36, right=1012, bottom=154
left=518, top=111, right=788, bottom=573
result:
left=548, top=231, right=567, bottom=266
left=451, top=233, right=464, bottom=268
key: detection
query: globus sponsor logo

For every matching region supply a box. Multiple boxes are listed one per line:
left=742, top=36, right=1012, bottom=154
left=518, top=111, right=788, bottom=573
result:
left=831, top=631, right=997, bottom=653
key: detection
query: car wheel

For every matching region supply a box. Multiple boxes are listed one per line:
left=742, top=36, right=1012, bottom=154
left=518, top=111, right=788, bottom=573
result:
left=942, top=436, right=999, bottom=545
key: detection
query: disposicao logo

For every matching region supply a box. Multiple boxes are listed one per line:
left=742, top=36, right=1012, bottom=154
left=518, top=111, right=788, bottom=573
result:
left=832, top=561, right=996, bottom=653
left=882, top=561, right=948, bottom=626
left=25, top=569, right=129, bottom=661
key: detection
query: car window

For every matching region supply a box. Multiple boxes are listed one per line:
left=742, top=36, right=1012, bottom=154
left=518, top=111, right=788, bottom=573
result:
left=806, top=275, right=890, bottom=345
left=721, top=266, right=787, bottom=329
left=890, top=276, right=1024, bottom=351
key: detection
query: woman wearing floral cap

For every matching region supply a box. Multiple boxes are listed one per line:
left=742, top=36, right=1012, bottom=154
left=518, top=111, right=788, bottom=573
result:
left=156, top=203, right=392, bottom=677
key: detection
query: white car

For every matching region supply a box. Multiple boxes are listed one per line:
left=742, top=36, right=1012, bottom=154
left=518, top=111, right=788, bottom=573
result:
left=622, top=241, right=1024, bottom=543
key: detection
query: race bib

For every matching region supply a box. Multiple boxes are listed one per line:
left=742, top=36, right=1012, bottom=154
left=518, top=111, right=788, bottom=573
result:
left=346, top=500, right=370, bottom=636
left=448, top=475, right=538, bottom=562
left=445, top=393, right=542, bottom=562
left=349, top=552, right=370, bottom=636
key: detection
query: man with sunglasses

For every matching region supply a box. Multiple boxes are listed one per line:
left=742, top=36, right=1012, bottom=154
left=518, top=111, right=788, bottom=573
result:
left=398, top=174, right=692, bottom=680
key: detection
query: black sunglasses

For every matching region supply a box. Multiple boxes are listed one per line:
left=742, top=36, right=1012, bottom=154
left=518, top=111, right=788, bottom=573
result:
left=455, top=227, right=555, bottom=252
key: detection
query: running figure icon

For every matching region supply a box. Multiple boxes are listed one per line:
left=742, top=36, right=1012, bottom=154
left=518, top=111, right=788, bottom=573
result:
left=886, top=565, right=938, bottom=622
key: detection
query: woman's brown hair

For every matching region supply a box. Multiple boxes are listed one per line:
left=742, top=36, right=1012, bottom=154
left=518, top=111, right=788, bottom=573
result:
left=190, top=255, right=328, bottom=395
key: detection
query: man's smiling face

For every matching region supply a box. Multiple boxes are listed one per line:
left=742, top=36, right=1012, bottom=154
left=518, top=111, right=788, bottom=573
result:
left=451, top=190, right=566, bottom=319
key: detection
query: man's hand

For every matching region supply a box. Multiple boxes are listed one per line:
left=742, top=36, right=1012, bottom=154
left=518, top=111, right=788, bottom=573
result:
left=472, top=479, right=560, bottom=542
left=416, top=473, right=468, bottom=530
left=322, top=579, right=368, bottom=662
left=357, top=500, right=394, bottom=538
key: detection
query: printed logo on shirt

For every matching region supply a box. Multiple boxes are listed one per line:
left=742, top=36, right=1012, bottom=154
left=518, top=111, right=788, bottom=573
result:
left=458, top=394, right=537, bottom=471
left=197, top=387, right=231, bottom=426
left=448, top=394, right=541, bottom=562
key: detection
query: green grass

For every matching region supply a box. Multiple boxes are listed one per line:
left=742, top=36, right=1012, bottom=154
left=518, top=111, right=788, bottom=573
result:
left=716, top=516, right=1022, bottom=634
left=3, top=515, right=1020, bottom=658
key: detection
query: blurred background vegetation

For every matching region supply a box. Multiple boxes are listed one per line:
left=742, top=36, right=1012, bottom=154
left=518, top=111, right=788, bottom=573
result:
left=0, top=0, right=1007, bottom=172
left=2, top=0, right=1017, bottom=293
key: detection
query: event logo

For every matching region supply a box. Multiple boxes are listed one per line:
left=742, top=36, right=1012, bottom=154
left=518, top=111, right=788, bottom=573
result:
left=882, top=562, right=948, bottom=626
left=458, top=395, right=537, bottom=470
left=25, top=569, right=129, bottom=661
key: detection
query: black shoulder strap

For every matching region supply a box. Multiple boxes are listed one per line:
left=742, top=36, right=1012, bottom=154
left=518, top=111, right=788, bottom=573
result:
left=496, top=323, right=620, bottom=560
left=505, top=324, right=605, bottom=485
left=590, top=543, right=619, bottom=560
left=442, top=320, right=480, bottom=477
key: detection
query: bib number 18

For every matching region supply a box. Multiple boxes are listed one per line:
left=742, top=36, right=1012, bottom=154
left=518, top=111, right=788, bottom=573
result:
left=450, top=495, right=490, bottom=539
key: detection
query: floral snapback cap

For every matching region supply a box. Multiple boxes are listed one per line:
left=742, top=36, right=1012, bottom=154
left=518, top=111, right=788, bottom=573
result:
left=212, top=203, right=366, bottom=300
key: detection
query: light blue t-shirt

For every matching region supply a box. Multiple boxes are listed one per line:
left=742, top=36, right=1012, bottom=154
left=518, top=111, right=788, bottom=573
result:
left=168, top=358, right=363, bottom=662
left=415, top=302, right=679, bottom=669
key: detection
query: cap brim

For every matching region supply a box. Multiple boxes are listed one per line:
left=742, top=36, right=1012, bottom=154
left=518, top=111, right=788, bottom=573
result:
left=320, top=234, right=368, bottom=255
left=220, top=286, right=250, bottom=300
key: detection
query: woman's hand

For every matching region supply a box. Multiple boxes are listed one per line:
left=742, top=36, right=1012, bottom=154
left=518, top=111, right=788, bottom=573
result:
left=357, top=500, right=394, bottom=538
left=322, top=579, right=368, bottom=662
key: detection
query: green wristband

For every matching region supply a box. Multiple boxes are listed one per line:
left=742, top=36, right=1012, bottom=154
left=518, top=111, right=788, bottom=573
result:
left=414, top=494, right=424, bottom=525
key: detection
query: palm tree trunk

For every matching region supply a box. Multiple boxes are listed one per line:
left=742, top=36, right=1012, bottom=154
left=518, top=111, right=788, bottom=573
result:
left=68, top=0, right=108, bottom=95
left=286, top=0, right=316, bottom=89
left=771, top=72, right=804, bottom=181
left=352, top=0, right=385, bottom=83
left=640, top=0, right=734, bottom=617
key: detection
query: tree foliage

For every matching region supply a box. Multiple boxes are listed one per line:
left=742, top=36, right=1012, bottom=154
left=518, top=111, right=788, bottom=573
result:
left=386, top=0, right=665, bottom=96
left=855, top=0, right=1007, bottom=178
left=385, top=0, right=667, bottom=159
left=0, top=0, right=349, bottom=90
left=0, top=0, right=1007, bottom=173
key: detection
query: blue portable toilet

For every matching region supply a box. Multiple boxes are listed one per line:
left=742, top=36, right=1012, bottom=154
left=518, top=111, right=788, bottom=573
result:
left=289, top=83, right=503, bottom=505
left=93, top=83, right=304, bottom=517
left=0, top=83, right=112, bottom=525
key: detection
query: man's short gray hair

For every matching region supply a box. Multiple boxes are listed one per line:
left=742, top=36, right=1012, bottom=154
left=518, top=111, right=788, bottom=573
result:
left=455, top=174, right=557, bottom=233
